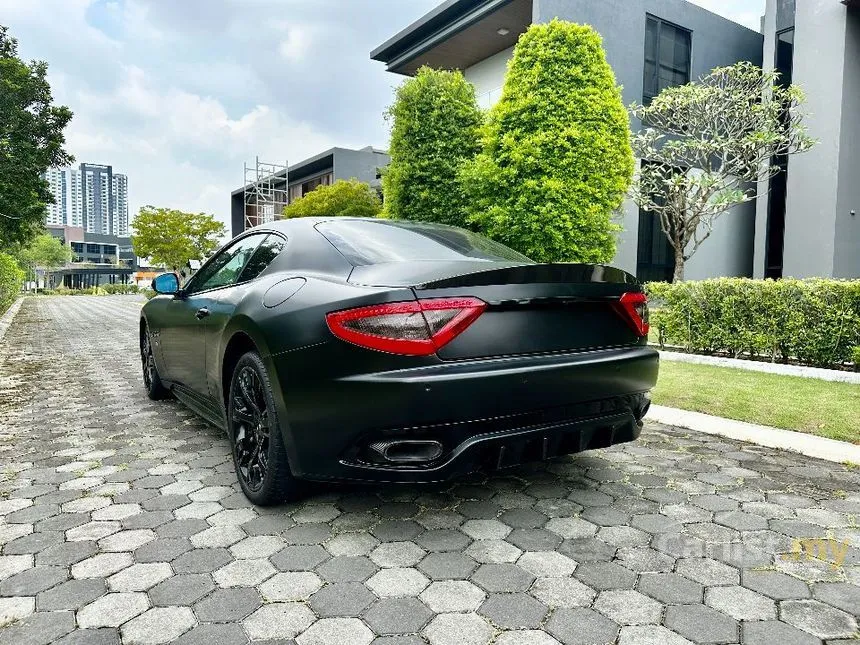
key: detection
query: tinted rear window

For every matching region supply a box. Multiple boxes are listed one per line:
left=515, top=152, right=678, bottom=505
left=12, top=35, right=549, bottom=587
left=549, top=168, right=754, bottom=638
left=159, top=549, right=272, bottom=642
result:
left=316, top=220, right=533, bottom=266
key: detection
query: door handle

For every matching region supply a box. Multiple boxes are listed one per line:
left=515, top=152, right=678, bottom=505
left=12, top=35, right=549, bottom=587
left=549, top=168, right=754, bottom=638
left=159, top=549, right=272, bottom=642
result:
left=195, top=307, right=210, bottom=319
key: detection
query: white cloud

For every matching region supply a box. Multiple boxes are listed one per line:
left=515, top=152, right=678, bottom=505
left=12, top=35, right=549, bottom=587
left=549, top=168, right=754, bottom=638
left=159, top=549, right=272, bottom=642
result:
left=278, top=26, right=313, bottom=62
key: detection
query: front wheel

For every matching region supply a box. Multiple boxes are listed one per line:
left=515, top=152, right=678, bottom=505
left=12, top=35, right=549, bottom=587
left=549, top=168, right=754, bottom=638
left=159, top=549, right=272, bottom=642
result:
left=228, top=351, right=296, bottom=505
left=141, top=327, right=170, bottom=400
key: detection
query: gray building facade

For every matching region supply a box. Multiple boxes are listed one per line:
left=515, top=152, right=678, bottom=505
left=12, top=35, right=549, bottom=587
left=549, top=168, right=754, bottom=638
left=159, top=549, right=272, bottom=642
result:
left=230, top=146, right=389, bottom=238
left=372, top=0, right=766, bottom=281
left=755, top=0, right=859, bottom=279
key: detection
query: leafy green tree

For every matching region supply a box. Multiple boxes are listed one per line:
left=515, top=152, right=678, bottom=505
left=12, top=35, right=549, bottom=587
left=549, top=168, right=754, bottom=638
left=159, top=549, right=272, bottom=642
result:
left=462, top=20, right=634, bottom=263
left=131, top=206, right=226, bottom=277
left=283, top=179, right=381, bottom=218
left=629, top=62, right=815, bottom=281
left=0, top=25, right=74, bottom=249
left=0, top=251, right=24, bottom=314
left=17, top=233, right=72, bottom=289
left=383, top=67, right=483, bottom=227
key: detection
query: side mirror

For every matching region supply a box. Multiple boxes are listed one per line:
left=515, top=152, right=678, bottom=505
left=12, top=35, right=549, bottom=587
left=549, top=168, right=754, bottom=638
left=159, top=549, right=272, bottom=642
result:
left=152, top=273, right=180, bottom=295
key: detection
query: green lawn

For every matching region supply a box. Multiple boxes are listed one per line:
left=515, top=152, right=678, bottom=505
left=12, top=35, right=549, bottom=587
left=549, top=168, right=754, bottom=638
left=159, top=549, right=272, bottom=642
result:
left=652, top=361, right=860, bottom=443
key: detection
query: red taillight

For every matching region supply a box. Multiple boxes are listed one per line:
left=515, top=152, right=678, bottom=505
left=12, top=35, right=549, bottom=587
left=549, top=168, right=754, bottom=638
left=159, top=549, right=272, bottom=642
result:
left=326, top=297, right=487, bottom=356
left=614, top=292, right=650, bottom=337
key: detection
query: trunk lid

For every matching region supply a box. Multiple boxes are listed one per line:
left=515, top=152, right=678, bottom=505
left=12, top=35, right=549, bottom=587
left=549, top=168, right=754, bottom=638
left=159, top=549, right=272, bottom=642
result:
left=350, top=262, right=644, bottom=360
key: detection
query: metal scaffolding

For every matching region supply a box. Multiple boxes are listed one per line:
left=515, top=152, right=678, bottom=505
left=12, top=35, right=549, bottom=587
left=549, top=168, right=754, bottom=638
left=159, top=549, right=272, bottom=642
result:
left=243, top=157, right=289, bottom=230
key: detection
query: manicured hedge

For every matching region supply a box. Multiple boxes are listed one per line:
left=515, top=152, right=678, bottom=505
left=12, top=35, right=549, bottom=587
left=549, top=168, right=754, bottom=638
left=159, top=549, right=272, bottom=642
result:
left=0, top=252, right=24, bottom=317
left=646, top=278, right=860, bottom=369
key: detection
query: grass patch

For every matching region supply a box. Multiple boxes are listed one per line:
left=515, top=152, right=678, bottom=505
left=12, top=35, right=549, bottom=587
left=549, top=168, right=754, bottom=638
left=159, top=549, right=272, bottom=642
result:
left=652, top=361, right=860, bottom=443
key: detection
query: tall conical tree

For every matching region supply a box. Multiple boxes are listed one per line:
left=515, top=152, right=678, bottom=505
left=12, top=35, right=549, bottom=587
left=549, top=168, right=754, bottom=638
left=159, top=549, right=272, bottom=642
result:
left=462, top=20, right=634, bottom=263
left=383, top=67, right=482, bottom=227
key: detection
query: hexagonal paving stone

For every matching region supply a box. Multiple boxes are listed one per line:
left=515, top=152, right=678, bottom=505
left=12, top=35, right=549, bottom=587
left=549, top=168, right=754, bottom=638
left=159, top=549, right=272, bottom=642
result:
left=420, top=580, right=485, bottom=612
left=472, top=563, right=535, bottom=593
left=674, top=557, right=739, bottom=586
left=194, top=587, right=262, bottom=622
left=517, top=551, right=576, bottom=578
left=325, top=532, right=379, bottom=557
left=173, top=623, right=250, bottom=645
left=271, top=544, right=330, bottom=571
left=0, top=609, right=76, bottom=645
left=171, top=548, right=233, bottom=574
left=259, top=571, right=322, bottom=601
left=417, top=552, right=477, bottom=580
left=465, top=539, right=522, bottom=564
left=779, top=598, right=858, bottom=640
left=229, top=535, right=284, bottom=559
left=704, top=584, right=776, bottom=621
left=741, top=620, right=820, bottom=645
left=317, top=556, right=378, bottom=583
left=77, top=591, right=149, bottom=628
left=107, top=562, right=172, bottom=591
left=812, top=582, right=860, bottom=614
left=212, top=558, right=275, bottom=587
left=546, top=607, right=620, bottom=645
left=370, top=541, right=426, bottom=568
left=148, top=573, right=214, bottom=606
left=479, top=592, right=548, bottom=629
left=243, top=602, right=315, bottom=640
left=664, top=604, right=738, bottom=644
left=0, top=596, right=34, bottom=624
left=573, top=562, right=636, bottom=590
left=545, top=517, right=598, bottom=539
left=423, top=612, right=493, bottom=645
left=308, top=582, right=376, bottom=617
left=297, top=617, right=373, bottom=645
left=593, top=589, right=662, bottom=625
left=617, top=625, right=696, bottom=645
left=0, top=565, right=68, bottom=596
left=365, top=597, right=434, bottom=635
left=366, top=567, right=429, bottom=597
left=36, top=578, right=106, bottom=611
left=530, top=577, right=596, bottom=608
left=741, top=570, right=811, bottom=600
left=416, top=529, right=471, bottom=552
left=120, top=606, right=195, bottom=644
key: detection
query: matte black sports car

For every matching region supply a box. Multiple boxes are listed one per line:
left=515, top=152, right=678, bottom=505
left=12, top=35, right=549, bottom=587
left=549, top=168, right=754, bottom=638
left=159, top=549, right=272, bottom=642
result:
left=141, top=218, right=658, bottom=504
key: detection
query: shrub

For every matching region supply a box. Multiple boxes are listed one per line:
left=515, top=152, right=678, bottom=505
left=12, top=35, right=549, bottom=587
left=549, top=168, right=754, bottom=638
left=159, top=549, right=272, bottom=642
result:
left=383, top=67, right=483, bottom=226
left=462, top=20, right=634, bottom=263
left=283, top=179, right=381, bottom=219
left=647, top=278, right=860, bottom=368
left=0, top=251, right=25, bottom=314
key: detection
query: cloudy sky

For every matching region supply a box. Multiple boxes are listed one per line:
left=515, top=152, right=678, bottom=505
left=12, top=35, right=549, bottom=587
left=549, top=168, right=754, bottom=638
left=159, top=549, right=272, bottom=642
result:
left=1, top=0, right=764, bottom=232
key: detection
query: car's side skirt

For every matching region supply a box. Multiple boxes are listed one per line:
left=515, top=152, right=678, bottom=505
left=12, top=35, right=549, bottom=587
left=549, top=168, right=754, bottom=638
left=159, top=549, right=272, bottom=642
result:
left=170, top=383, right=227, bottom=432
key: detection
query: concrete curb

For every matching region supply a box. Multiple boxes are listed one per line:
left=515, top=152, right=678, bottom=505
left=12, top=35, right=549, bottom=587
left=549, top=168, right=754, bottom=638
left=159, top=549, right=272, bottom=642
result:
left=0, top=297, right=24, bottom=346
left=658, top=349, right=860, bottom=384
left=646, top=403, right=860, bottom=464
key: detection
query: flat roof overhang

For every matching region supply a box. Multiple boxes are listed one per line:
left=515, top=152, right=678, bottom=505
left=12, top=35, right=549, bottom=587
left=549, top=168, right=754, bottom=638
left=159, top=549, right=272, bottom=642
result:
left=370, top=0, right=532, bottom=76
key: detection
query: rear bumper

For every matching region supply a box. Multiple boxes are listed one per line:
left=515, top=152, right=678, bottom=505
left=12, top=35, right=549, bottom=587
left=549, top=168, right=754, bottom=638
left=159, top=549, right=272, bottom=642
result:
left=274, top=345, right=659, bottom=482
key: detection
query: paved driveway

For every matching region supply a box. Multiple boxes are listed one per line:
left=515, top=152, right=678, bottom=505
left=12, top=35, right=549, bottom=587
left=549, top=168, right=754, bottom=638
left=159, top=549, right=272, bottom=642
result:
left=0, top=296, right=858, bottom=645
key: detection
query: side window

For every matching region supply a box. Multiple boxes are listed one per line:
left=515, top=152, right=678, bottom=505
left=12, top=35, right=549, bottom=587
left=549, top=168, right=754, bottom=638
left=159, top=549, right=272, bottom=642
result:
left=188, top=235, right=265, bottom=294
left=238, top=234, right=287, bottom=283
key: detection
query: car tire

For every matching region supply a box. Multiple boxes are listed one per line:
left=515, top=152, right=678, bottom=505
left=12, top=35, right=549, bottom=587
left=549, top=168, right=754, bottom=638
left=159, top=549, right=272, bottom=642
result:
left=228, top=351, right=297, bottom=505
left=141, top=326, right=170, bottom=400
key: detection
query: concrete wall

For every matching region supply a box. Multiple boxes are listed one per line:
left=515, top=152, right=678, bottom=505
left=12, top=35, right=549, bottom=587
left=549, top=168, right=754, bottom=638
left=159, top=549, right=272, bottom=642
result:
left=333, top=148, right=390, bottom=188
left=530, top=0, right=763, bottom=277
left=780, top=0, right=848, bottom=278
left=834, top=7, right=859, bottom=278
left=464, top=46, right=513, bottom=105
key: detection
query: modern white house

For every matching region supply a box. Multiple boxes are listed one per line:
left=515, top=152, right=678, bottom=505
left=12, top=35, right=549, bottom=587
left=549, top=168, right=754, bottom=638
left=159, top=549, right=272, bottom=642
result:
left=372, top=0, right=859, bottom=281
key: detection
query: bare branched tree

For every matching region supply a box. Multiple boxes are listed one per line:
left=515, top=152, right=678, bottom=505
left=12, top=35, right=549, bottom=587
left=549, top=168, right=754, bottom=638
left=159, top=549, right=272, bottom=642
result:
left=629, top=62, right=815, bottom=281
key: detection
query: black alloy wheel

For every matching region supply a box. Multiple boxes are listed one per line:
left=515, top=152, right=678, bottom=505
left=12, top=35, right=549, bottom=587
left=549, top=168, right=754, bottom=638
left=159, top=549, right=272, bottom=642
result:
left=141, top=327, right=169, bottom=400
left=228, top=351, right=295, bottom=504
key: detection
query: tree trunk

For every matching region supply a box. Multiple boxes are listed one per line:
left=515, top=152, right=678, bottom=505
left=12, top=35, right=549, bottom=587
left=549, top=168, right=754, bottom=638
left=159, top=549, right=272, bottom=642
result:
left=672, top=247, right=685, bottom=282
